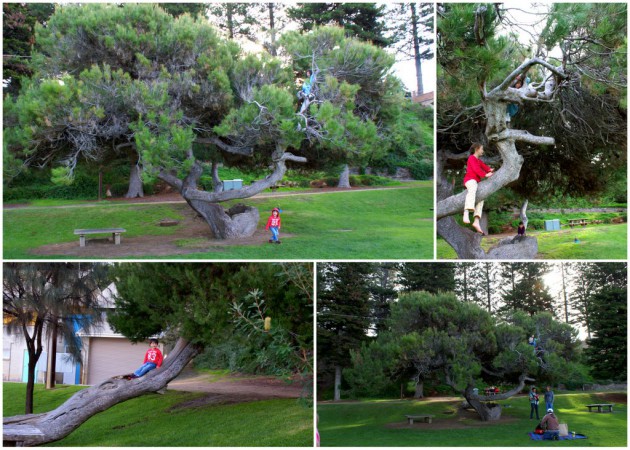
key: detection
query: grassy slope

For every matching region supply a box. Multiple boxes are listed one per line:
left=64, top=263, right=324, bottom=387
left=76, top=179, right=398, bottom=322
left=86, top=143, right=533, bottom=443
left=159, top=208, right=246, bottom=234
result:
left=3, top=383, right=312, bottom=446
left=4, top=184, right=433, bottom=259
left=437, top=224, right=627, bottom=260
left=318, top=393, right=627, bottom=447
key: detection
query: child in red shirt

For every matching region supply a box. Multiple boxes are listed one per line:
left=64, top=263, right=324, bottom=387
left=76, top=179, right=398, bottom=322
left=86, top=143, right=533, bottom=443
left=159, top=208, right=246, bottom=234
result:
left=463, top=143, right=494, bottom=234
left=128, top=339, right=163, bottom=379
left=265, top=207, right=282, bottom=244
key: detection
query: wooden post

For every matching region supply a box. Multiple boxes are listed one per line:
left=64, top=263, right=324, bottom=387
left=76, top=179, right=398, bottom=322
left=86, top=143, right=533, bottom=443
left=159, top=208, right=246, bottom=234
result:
left=98, top=168, right=103, bottom=201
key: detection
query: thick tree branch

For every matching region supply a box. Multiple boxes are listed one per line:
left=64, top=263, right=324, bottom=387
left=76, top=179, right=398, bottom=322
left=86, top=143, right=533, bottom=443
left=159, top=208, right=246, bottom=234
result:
left=437, top=140, right=524, bottom=219
left=3, top=338, right=200, bottom=446
left=489, top=58, right=567, bottom=95
left=495, top=129, right=555, bottom=146
left=172, top=150, right=306, bottom=203
left=195, top=136, right=253, bottom=156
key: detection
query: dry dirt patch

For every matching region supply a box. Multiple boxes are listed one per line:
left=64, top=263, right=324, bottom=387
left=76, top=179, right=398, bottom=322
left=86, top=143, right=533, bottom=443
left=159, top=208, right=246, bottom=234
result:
left=385, top=407, right=519, bottom=430
left=31, top=208, right=293, bottom=257
left=166, top=369, right=305, bottom=411
left=593, top=393, right=627, bottom=404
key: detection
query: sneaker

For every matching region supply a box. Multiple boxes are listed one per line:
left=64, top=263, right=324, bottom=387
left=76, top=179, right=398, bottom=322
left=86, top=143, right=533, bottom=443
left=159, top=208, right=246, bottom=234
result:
left=276, top=241, right=282, bottom=244
left=268, top=239, right=274, bottom=243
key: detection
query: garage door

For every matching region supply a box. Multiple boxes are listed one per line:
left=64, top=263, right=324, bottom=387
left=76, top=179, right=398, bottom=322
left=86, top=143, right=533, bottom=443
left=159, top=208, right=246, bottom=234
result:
left=87, top=338, right=148, bottom=385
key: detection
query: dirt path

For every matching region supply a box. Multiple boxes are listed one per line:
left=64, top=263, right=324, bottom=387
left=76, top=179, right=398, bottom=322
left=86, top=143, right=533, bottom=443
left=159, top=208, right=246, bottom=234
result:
left=166, top=368, right=306, bottom=409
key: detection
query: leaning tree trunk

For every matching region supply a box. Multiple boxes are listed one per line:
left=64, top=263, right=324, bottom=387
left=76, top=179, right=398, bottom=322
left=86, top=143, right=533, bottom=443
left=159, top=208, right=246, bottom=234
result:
left=124, top=163, right=144, bottom=198
left=158, top=145, right=306, bottom=239
left=337, top=164, right=351, bottom=189
left=4, top=338, right=200, bottom=447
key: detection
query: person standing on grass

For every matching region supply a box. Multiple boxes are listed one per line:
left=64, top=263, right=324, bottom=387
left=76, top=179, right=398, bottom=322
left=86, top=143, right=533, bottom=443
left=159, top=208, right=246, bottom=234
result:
left=126, top=339, right=163, bottom=379
left=265, top=207, right=282, bottom=244
left=529, top=387, right=540, bottom=420
left=544, top=386, right=555, bottom=411
left=463, top=142, right=494, bottom=235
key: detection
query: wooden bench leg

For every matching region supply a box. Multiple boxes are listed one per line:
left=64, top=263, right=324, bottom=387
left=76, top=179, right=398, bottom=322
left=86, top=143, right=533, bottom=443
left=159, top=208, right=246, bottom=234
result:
left=79, top=235, right=86, bottom=247
left=114, top=233, right=121, bottom=245
left=425, top=417, right=432, bottom=424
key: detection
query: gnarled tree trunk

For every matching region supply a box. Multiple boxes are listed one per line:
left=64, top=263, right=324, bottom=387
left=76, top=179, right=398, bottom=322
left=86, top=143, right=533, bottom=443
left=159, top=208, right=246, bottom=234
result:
left=159, top=145, right=306, bottom=239
left=453, top=374, right=534, bottom=422
left=3, top=338, right=200, bottom=447
left=437, top=57, right=567, bottom=259
left=125, top=163, right=144, bottom=198
left=446, top=374, right=534, bottom=422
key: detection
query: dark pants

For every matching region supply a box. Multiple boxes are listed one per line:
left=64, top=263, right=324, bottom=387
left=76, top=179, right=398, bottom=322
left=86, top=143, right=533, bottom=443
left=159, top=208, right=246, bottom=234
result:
left=543, top=430, right=560, bottom=440
left=530, top=403, right=539, bottom=419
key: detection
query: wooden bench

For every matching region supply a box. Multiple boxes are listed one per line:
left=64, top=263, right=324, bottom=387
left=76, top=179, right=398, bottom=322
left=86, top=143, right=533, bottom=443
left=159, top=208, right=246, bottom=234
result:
left=269, top=184, right=286, bottom=192
left=74, top=228, right=126, bottom=247
left=568, top=219, right=589, bottom=228
left=3, top=423, right=45, bottom=446
left=586, top=403, right=614, bottom=413
left=405, top=414, right=435, bottom=425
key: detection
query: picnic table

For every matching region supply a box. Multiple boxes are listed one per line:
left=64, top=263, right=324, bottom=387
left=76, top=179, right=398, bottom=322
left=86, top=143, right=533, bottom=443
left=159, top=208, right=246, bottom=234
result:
left=74, top=228, right=126, bottom=247
left=568, top=218, right=589, bottom=228
left=585, top=403, right=614, bottom=413
left=405, top=414, right=435, bottom=425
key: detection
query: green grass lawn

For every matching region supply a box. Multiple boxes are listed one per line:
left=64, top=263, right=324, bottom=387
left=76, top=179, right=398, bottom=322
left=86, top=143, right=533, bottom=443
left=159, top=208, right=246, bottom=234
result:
left=437, top=224, right=627, bottom=259
left=4, top=383, right=313, bottom=446
left=318, top=393, right=627, bottom=447
left=3, top=184, right=433, bottom=259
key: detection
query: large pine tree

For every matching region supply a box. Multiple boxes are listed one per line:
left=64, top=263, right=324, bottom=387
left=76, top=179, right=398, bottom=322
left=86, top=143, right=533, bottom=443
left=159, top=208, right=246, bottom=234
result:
left=584, top=287, right=627, bottom=382
left=317, top=263, right=373, bottom=401
left=287, top=3, right=390, bottom=47
left=399, top=262, right=456, bottom=293
left=499, top=263, right=553, bottom=317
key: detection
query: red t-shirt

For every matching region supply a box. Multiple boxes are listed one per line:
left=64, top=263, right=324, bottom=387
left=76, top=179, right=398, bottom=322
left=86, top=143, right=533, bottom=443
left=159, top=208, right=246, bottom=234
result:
left=266, top=215, right=281, bottom=229
left=463, top=155, right=492, bottom=185
left=144, top=347, right=163, bottom=367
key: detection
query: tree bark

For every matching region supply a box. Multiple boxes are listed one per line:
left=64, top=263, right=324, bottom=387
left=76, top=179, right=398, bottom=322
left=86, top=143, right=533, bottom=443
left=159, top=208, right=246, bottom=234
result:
left=333, top=365, right=342, bottom=401
left=45, top=320, right=58, bottom=390
left=520, top=199, right=529, bottom=229
left=23, top=318, right=45, bottom=415
left=4, top=338, right=200, bottom=447
left=211, top=162, right=223, bottom=193
left=268, top=3, right=277, bottom=57
left=410, top=3, right=424, bottom=95
left=337, top=164, right=351, bottom=189
left=414, top=379, right=424, bottom=399
left=124, top=163, right=144, bottom=198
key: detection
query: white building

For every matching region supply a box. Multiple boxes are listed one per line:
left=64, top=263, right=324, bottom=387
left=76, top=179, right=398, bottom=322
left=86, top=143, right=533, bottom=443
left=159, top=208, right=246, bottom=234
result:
left=3, top=283, right=158, bottom=385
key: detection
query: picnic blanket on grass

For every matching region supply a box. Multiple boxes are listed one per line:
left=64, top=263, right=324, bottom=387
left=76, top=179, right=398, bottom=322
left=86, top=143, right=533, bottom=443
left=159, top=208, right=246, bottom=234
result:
left=528, top=432, right=587, bottom=441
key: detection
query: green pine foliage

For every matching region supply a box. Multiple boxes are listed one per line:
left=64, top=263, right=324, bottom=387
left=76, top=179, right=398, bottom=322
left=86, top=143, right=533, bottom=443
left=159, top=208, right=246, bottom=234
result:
left=108, top=263, right=312, bottom=378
